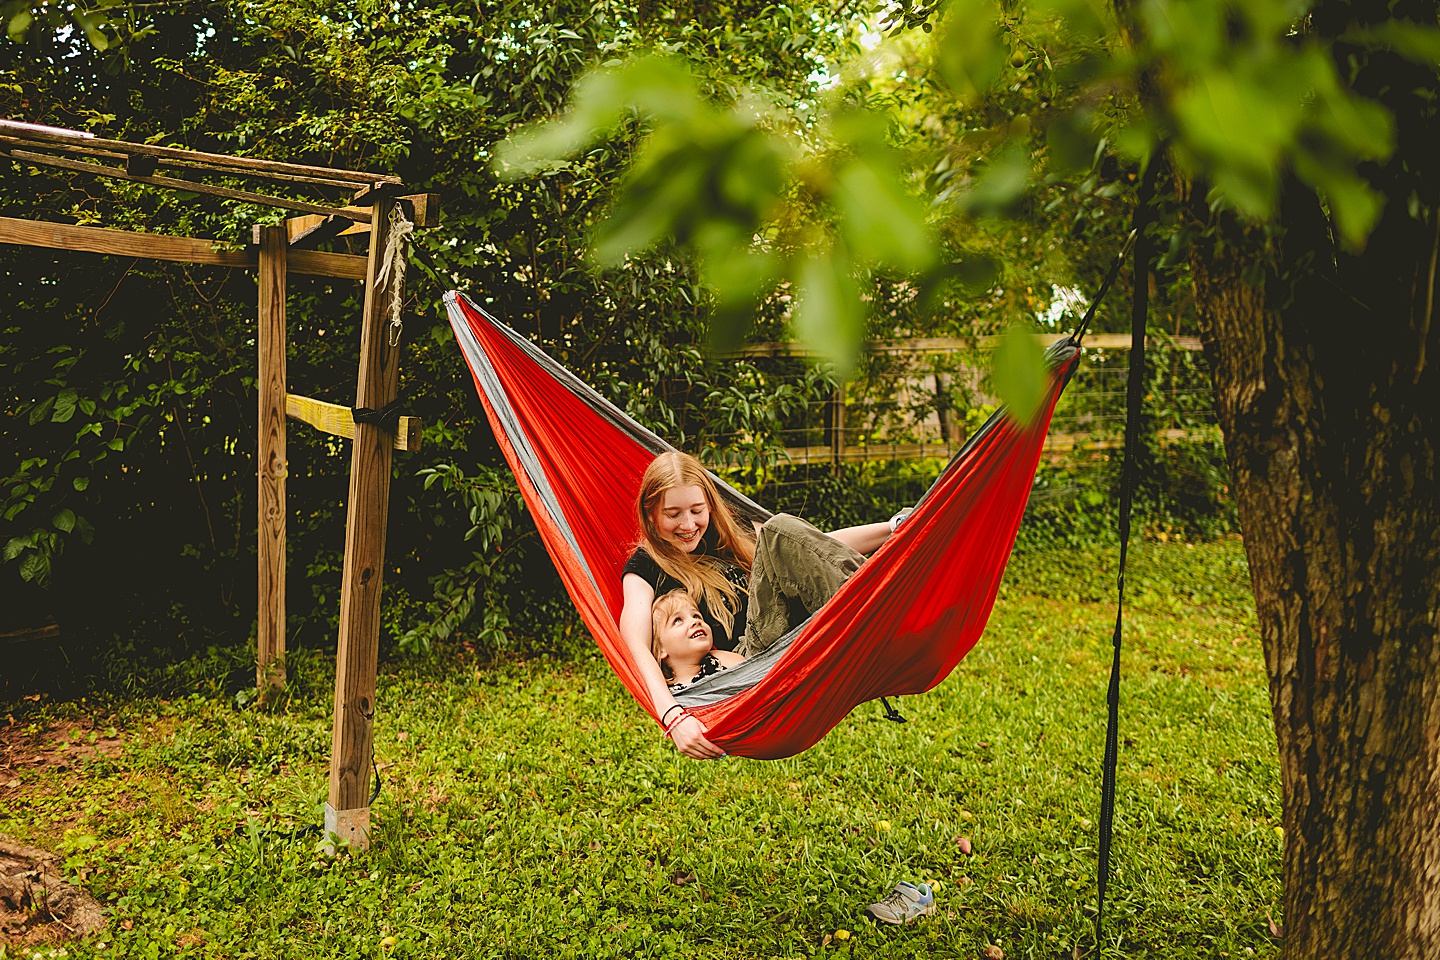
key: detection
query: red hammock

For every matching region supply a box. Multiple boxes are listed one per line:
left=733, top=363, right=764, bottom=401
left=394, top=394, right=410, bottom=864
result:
left=445, top=291, right=1079, bottom=759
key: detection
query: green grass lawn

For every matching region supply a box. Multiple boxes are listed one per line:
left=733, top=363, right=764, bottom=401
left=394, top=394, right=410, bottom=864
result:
left=1, top=537, right=1280, bottom=959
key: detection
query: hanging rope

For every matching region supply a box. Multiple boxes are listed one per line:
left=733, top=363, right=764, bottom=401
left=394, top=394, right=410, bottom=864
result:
left=376, top=203, right=415, bottom=347
left=1094, top=155, right=1162, bottom=950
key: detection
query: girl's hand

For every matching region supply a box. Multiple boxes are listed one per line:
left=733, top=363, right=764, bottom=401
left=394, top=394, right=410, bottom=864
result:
left=669, top=713, right=725, bottom=760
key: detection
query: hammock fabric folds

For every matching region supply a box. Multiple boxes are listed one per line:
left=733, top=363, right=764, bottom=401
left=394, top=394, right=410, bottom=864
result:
left=445, top=291, right=1079, bottom=759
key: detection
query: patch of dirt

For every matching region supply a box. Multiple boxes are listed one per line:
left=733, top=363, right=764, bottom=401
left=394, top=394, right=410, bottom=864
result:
left=0, top=837, right=106, bottom=945
left=0, top=716, right=125, bottom=797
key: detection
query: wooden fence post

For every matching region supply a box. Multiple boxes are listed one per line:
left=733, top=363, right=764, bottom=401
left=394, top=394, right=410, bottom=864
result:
left=256, top=226, right=287, bottom=695
left=325, top=199, right=401, bottom=850
left=827, top=386, right=846, bottom=471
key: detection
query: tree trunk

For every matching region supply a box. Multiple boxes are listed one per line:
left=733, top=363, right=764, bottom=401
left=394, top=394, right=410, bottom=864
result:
left=1182, top=156, right=1440, bottom=953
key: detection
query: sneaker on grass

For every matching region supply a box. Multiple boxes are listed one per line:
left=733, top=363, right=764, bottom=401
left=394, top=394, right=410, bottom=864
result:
left=863, top=881, right=936, bottom=925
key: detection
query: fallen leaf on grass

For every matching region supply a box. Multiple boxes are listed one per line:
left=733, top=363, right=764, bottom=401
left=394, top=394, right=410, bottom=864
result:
left=1267, top=913, right=1284, bottom=938
left=669, top=870, right=696, bottom=886
left=983, top=945, right=1004, bottom=959
left=821, top=933, right=833, bottom=948
left=957, top=836, right=973, bottom=855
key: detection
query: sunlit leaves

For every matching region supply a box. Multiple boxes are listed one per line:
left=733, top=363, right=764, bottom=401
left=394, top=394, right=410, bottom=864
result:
left=933, top=0, right=1005, bottom=101
left=991, top=322, right=1049, bottom=427
left=1345, top=21, right=1440, bottom=65
left=498, top=54, right=941, bottom=366
left=958, top=143, right=1033, bottom=218
left=793, top=245, right=864, bottom=376
left=496, top=57, right=702, bottom=177
left=1046, top=109, right=1100, bottom=176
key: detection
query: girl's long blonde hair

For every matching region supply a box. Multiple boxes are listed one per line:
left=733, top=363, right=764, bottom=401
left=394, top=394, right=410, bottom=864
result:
left=635, top=452, right=755, bottom=638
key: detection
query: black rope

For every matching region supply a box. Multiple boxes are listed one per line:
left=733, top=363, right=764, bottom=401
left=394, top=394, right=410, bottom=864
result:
left=1095, top=156, right=1162, bottom=951
left=352, top=398, right=405, bottom=433
left=879, top=697, right=907, bottom=723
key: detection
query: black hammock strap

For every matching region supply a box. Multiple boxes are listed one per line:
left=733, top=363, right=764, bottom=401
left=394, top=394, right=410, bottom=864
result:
left=352, top=398, right=406, bottom=433
left=1095, top=155, right=1162, bottom=949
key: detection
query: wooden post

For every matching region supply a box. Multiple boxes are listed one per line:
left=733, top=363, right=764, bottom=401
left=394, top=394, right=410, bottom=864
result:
left=256, top=226, right=287, bottom=695
left=325, top=200, right=402, bottom=850
left=827, top=386, right=846, bottom=471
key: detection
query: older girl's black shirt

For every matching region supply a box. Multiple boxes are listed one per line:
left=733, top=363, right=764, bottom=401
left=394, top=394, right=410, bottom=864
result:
left=622, top=527, right=748, bottom=652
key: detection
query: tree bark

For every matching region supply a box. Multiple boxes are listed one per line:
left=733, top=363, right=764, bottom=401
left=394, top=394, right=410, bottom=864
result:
left=1182, top=117, right=1440, bottom=956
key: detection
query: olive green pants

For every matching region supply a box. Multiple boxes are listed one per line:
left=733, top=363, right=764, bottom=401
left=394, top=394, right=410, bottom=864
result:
left=739, top=513, right=866, bottom=657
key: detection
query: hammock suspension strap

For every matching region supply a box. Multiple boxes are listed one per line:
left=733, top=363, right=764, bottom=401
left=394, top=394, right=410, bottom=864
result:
left=879, top=697, right=907, bottom=723
left=1095, top=155, right=1162, bottom=948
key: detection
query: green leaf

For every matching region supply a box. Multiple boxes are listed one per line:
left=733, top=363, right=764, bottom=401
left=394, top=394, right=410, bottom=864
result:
left=495, top=56, right=699, bottom=178
left=1046, top=109, right=1100, bottom=176
left=4, top=535, right=33, bottom=562
left=19, top=551, right=46, bottom=584
left=29, top=396, right=54, bottom=425
left=834, top=159, right=935, bottom=272
left=792, top=246, right=863, bottom=378
left=934, top=0, right=1004, bottom=101
left=7, top=10, right=32, bottom=42
left=1346, top=22, right=1440, bottom=65
left=591, top=149, right=708, bottom=264
left=74, top=10, right=109, bottom=51
left=52, top=508, right=76, bottom=533
left=52, top=389, right=78, bottom=423
left=958, top=144, right=1032, bottom=218
left=992, top=323, right=1048, bottom=427
left=73, top=476, right=90, bottom=492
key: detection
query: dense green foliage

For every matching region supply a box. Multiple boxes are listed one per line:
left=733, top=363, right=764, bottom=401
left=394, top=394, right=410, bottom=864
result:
left=1, top=0, right=1235, bottom=694
left=0, top=0, right=877, bottom=686
left=2, top=538, right=1278, bottom=958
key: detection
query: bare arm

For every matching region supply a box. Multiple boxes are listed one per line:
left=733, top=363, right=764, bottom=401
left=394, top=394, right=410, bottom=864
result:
left=620, top=573, right=724, bottom=759
left=826, top=520, right=893, bottom=555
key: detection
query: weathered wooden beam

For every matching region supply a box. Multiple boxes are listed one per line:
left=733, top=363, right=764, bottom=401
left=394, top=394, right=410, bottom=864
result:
left=3, top=147, right=374, bottom=222
left=285, top=393, right=422, bottom=452
left=0, top=118, right=401, bottom=186
left=0, top=217, right=368, bottom=279
left=279, top=214, right=360, bottom=248
left=271, top=194, right=440, bottom=248
left=326, top=199, right=404, bottom=851
left=776, top=427, right=1221, bottom=464
left=0, top=134, right=127, bottom=162
left=256, top=226, right=288, bottom=696
left=0, top=622, right=60, bottom=645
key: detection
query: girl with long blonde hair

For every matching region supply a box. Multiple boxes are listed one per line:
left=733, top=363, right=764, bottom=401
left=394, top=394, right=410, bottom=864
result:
left=619, top=451, right=903, bottom=759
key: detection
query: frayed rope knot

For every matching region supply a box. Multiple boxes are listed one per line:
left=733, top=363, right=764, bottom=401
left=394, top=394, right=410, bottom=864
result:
left=376, top=204, right=415, bottom=347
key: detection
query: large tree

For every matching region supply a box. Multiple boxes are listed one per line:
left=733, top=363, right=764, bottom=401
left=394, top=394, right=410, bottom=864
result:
left=507, top=0, right=1440, bottom=953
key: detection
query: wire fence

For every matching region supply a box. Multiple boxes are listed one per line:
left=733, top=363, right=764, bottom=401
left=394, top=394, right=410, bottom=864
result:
left=697, top=336, right=1219, bottom=517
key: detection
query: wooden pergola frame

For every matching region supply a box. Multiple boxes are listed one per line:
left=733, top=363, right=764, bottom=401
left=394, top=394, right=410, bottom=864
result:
left=0, top=119, right=439, bottom=850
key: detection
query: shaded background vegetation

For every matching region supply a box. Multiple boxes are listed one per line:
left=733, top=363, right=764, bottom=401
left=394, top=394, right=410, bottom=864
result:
left=0, top=0, right=1228, bottom=700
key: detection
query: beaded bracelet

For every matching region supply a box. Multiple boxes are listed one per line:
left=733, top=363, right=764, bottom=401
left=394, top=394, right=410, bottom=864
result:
left=663, top=710, right=691, bottom=737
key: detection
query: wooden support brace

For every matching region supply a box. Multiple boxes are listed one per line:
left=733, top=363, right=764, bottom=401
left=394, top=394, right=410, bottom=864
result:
left=257, top=226, right=288, bottom=695
left=268, top=193, right=440, bottom=249
left=0, top=118, right=401, bottom=185
left=2, top=147, right=374, bottom=221
left=0, top=217, right=368, bottom=279
left=326, top=199, right=405, bottom=851
left=286, top=393, right=422, bottom=452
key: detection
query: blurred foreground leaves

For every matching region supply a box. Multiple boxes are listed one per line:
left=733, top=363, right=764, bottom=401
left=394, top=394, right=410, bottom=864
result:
left=499, top=0, right=1440, bottom=394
